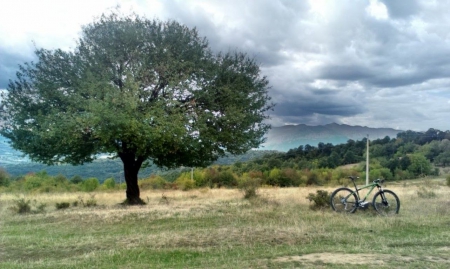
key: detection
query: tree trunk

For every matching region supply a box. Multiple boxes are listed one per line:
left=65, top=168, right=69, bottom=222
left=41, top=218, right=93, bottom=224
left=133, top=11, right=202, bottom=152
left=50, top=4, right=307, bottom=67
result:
left=119, top=152, right=145, bottom=205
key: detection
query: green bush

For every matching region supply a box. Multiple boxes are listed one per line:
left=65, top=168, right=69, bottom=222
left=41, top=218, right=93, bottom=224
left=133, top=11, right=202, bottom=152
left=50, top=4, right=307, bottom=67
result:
left=102, top=178, right=116, bottom=189
left=174, top=176, right=195, bottom=191
left=139, top=175, right=167, bottom=189
left=306, top=190, right=331, bottom=210
left=70, top=175, right=83, bottom=184
left=446, top=175, right=450, bottom=187
left=81, top=178, right=100, bottom=192
left=215, top=170, right=237, bottom=187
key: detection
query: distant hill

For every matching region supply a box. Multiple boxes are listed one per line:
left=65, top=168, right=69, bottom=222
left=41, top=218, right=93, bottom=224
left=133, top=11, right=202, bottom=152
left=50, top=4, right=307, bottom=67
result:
left=261, top=123, right=402, bottom=152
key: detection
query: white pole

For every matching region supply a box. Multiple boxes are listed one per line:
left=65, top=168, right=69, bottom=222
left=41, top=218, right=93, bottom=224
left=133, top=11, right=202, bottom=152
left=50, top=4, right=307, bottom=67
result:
left=366, top=134, right=369, bottom=185
left=191, top=167, right=194, bottom=180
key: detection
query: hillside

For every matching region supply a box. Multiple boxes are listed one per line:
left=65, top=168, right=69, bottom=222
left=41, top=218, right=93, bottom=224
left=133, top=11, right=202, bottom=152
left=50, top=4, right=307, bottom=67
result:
left=261, top=123, right=402, bottom=151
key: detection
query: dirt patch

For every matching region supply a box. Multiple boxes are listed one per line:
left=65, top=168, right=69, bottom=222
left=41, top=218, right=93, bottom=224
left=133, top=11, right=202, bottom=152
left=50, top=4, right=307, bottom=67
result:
left=274, top=253, right=450, bottom=265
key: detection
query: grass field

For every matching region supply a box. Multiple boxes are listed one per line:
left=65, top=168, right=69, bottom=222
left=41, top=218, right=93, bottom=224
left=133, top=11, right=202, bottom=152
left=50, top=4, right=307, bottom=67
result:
left=1, top=178, right=450, bottom=268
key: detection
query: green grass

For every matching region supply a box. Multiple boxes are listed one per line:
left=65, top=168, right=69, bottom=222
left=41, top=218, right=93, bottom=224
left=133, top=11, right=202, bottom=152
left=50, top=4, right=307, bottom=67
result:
left=1, top=179, right=450, bottom=268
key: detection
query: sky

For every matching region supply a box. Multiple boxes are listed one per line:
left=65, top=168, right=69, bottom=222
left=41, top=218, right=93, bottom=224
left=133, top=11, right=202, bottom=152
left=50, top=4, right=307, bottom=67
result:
left=1, top=0, right=450, bottom=131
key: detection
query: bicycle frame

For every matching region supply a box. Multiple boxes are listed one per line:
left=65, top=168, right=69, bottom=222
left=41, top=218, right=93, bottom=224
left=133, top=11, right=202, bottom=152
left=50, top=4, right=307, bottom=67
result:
left=351, top=180, right=381, bottom=203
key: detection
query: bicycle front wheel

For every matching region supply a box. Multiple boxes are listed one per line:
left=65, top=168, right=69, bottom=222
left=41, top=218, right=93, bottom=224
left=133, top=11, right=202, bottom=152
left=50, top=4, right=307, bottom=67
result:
left=330, top=187, right=358, bottom=213
left=372, top=190, right=400, bottom=216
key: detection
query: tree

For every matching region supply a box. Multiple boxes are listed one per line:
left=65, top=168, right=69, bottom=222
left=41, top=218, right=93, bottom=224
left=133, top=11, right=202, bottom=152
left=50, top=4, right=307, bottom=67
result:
left=0, top=13, right=273, bottom=204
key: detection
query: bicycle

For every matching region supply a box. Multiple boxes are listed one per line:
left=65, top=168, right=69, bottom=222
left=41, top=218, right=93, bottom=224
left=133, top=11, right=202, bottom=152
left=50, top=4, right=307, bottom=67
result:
left=330, top=176, right=400, bottom=215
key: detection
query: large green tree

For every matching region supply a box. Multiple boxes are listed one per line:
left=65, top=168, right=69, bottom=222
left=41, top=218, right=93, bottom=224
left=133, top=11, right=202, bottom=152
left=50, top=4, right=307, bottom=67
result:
left=0, top=13, right=273, bottom=204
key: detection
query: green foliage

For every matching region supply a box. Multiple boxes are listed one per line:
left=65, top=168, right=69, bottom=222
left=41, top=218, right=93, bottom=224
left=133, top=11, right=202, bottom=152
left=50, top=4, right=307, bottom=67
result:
left=446, top=175, right=450, bottom=187
left=306, top=190, right=331, bottom=210
left=102, top=178, right=116, bottom=189
left=70, top=175, right=83, bottom=184
left=139, top=175, right=168, bottom=190
left=174, top=175, right=195, bottom=191
left=408, top=153, right=432, bottom=176
left=81, top=178, right=100, bottom=192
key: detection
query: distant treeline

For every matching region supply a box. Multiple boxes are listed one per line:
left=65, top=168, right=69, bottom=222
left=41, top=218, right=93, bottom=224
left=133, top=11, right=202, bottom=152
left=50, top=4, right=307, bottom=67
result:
left=1, top=128, right=449, bottom=192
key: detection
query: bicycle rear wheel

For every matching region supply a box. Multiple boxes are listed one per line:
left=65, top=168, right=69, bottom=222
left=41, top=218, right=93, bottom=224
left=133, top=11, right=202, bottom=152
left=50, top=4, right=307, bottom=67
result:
left=372, top=190, right=400, bottom=216
left=330, top=187, right=358, bottom=213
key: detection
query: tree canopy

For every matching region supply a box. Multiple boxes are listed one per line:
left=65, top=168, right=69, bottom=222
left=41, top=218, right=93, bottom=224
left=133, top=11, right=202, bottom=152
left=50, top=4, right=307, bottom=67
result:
left=0, top=13, right=273, bottom=204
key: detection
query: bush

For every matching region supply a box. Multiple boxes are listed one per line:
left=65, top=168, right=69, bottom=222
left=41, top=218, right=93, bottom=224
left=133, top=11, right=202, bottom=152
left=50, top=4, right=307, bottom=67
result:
left=139, top=175, right=167, bottom=190
left=81, top=178, right=100, bottom=192
left=10, top=197, right=46, bottom=214
left=102, top=178, right=116, bottom=189
left=174, top=176, right=195, bottom=191
left=70, top=175, right=83, bottom=184
left=306, top=190, right=331, bottom=210
left=55, top=202, right=70, bottom=210
left=238, top=177, right=261, bottom=199
left=215, top=170, right=237, bottom=187
left=446, top=175, right=450, bottom=187
left=11, top=197, right=31, bottom=214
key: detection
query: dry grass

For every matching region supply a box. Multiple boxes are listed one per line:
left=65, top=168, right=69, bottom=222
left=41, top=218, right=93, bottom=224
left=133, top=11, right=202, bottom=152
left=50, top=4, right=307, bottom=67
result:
left=1, top=178, right=450, bottom=268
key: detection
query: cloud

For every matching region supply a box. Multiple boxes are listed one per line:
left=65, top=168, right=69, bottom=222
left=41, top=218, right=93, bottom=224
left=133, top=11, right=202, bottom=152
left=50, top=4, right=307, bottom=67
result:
left=1, top=0, right=450, bottom=131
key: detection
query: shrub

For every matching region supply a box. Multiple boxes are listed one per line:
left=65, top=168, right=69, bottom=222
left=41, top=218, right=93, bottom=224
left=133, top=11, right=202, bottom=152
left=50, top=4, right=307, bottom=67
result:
left=215, top=170, right=237, bottom=187
left=10, top=197, right=31, bottom=214
left=139, top=175, right=167, bottom=190
left=305, top=171, right=324, bottom=186
left=81, top=178, right=100, bottom=192
left=306, top=190, right=331, bottom=210
left=174, top=176, right=195, bottom=191
left=238, top=177, right=262, bottom=199
left=55, top=202, right=70, bottom=210
left=102, top=178, right=116, bottom=189
left=70, top=175, right=83, bottom=184
left=446, top=175, right=450, bottom=187
left=10, top=197, right=46, bottom=214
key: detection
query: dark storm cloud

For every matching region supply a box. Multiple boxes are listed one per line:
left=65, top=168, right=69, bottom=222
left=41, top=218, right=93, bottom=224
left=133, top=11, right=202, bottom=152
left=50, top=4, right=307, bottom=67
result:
left=0, top=49, right=33, bottom=89
left=157, top=0, right=310, bottom=66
